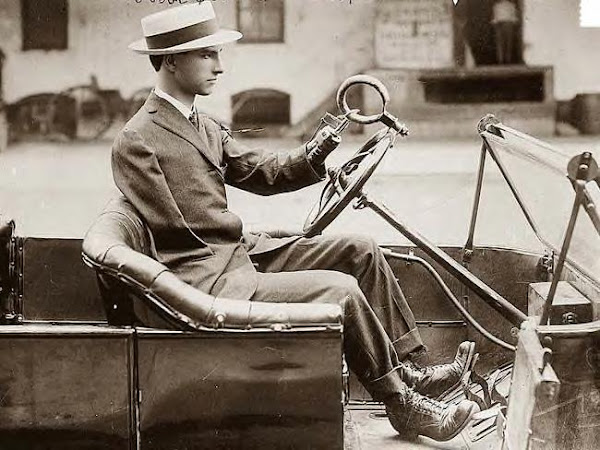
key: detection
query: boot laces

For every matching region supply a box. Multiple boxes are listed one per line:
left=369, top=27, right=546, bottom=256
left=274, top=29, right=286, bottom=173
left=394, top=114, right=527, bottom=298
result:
left=407, top=359, right=459, bottom=378
left=408, top=390, right=447, bottom=418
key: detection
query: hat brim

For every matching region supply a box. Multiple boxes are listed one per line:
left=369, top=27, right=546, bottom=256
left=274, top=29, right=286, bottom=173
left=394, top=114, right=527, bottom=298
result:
left=129, top=29, right=242, bottom=55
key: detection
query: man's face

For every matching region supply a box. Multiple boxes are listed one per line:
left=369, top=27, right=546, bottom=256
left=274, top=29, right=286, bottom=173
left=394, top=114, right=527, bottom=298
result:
left=172, top=46, right=224, bottom=97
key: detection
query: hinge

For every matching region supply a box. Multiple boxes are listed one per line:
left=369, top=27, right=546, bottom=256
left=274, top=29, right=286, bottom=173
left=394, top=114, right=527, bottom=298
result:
left=1, top=233, right=23, bottom=324
left=462, top=247, right=474, bottom=265
left=1, top=221, right=22, bottom=324
left=538, top=250, right=554, bottom=281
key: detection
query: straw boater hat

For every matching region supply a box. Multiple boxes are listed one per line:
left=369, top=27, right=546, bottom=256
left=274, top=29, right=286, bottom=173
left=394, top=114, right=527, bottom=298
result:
left=129, top=2, right=242, bottom=55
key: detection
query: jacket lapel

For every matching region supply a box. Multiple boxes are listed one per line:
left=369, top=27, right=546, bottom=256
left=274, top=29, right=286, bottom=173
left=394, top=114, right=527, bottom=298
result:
left=145, top=93, right=221, bottom=170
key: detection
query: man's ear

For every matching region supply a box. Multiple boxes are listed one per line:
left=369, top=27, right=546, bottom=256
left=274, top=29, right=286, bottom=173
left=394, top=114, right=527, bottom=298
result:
left=163, top=54, right=177, bottom=73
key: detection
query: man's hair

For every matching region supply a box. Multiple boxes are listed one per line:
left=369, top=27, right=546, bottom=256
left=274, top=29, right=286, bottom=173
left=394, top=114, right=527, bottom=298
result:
left=149, top=55, right=164, bottom=72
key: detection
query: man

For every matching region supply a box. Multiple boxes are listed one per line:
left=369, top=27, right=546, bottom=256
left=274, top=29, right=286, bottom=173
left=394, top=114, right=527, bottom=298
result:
left=115, top=2, right=479, bottom=442
left=491, top=0, right=519, bottom=64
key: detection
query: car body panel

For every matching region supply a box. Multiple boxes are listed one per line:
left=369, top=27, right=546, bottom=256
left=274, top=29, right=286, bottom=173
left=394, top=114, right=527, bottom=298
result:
left=0, top=325, right=134, bottom=449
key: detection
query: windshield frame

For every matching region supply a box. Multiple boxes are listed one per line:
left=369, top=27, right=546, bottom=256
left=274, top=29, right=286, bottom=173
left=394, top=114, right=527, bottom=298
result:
left=475, top=117, right=600, bottom=290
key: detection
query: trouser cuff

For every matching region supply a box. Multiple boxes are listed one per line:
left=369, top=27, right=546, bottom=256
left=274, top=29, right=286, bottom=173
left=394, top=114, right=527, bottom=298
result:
left=365, top=367, right=407, bottom=402
left=392, top=327, right=424, bottom=361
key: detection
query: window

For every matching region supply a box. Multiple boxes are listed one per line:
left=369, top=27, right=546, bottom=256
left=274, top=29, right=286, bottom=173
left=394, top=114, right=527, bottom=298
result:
left=21, top=0, right=69, bottom=50
left=237, top=0, right=284, bottom=43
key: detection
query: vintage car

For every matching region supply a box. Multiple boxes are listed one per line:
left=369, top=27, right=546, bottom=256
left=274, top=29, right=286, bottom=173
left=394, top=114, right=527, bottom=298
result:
left=0, top=75, right=599, bottom=450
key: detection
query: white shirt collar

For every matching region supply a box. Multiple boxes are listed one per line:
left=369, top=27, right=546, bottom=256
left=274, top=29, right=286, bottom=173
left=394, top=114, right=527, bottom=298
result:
left=154, top=86, right=194, bottom=119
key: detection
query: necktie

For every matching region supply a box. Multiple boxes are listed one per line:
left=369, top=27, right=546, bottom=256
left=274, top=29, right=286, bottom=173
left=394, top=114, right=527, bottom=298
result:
left=188, top=104, right=199, bottom=131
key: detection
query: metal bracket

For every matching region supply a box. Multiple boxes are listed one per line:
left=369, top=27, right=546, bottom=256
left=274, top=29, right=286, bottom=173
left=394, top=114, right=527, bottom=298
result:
left=463, top=248, right=474, bottom=265
left=342, top=356, right=350, bottom=405
left=322, top=112, right=344, bottom=130
left=562, top=311, right=578, bottom=324
left=352, top=191, right=368, bottom=210
left=1, top=220, right=22, bottom=324
left=539, top=250, right=554, bottom=279
left=539, top=347, right=553, bottom=375
left=463, top=142, right=488, bottom=267
left=536, top=351, right=560, bottom=404
left=540, top=152, right=597, bottom=325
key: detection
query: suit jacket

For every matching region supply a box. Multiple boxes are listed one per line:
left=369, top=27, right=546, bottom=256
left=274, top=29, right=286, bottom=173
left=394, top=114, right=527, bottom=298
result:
left=112, top=93, right=324, bottom=300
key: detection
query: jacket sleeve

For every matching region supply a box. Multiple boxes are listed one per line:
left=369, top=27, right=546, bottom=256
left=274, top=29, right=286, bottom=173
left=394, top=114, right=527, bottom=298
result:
left=215, top=122, right=326, bottom=196
left=111, top=128, right=208, bottom=250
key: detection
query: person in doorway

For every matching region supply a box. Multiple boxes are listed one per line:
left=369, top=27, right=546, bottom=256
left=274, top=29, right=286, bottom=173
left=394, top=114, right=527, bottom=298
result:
left=491, top=0, right=519, bottom=64
left=114, top=2, right=480, bottom=442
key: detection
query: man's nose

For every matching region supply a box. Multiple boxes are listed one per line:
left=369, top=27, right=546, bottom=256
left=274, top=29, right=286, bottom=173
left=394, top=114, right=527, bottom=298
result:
left=214, top=55, right=224, bottom=74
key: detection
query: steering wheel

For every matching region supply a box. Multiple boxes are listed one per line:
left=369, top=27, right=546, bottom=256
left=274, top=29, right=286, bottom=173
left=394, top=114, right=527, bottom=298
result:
left=303, top=75, right=408, bottom=237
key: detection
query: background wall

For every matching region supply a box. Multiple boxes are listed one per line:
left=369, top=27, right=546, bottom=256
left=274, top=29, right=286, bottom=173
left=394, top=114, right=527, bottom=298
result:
left=2, top=0, right=599, bottom=118
left=0, top=0, right=375, bottom=124
left=523, top=0, right=600, bottom=100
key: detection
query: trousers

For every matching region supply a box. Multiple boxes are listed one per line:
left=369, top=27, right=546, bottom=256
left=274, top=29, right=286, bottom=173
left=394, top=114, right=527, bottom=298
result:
left=494, top=22, right=517, bottom=64
left=249, top=233, right=424, bottom=401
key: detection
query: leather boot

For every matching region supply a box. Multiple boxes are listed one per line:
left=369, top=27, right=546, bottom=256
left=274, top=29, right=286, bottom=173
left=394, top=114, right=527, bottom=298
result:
left=385, top=389, right=479, bottom=441
left=401, top=341, right=476, bottom=398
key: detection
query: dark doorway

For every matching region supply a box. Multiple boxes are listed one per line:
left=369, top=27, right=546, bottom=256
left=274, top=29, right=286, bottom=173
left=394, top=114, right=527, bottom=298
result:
left=231, top=89, right=290, bottom=130
left=453, top=0, right=523, bottom=66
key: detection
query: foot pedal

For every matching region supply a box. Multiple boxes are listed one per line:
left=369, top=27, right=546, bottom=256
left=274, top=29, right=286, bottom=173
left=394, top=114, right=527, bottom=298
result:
left=461, top=353, right=494, bottom=410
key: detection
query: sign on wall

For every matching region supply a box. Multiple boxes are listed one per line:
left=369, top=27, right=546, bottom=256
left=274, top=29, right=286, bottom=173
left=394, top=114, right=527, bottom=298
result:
left=375, top=0, right=453, bottom=69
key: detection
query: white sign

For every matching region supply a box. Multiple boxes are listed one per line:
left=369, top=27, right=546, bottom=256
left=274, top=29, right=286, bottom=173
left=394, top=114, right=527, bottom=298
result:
left=375, top=0, right=453, bottom=69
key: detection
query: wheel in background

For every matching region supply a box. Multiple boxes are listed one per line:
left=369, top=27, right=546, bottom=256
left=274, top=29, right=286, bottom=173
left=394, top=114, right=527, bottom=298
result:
left=125, top=87, right=153, bottom=120
left=48, top=86, right=112, bottom=141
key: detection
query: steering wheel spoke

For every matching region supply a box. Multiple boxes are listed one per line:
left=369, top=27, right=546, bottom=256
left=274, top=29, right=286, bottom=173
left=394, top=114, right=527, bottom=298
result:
left=303, top=129, right=395, bottom=237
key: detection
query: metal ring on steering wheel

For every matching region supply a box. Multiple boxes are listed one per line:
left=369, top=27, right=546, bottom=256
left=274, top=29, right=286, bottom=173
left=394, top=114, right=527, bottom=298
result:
left=336, top=75, right=391, bottom=125
left=303, top=74, right=407, bottom=237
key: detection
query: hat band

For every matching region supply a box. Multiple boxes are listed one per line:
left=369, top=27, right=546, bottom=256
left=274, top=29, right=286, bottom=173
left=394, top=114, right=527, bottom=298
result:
left=145, top=19, right=219, bottom=49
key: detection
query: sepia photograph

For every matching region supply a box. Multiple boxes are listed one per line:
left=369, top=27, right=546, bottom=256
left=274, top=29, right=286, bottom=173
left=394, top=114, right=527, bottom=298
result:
left=0, top=0, right=599, bottom=449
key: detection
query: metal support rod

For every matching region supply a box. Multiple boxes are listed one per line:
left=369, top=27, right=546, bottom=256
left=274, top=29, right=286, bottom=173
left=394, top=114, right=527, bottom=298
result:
left=540, top=180, right=586, bottom=325
left=463, top=143, right=488, bottom=262
left=582, top=186, right=600, bottom=235
left=384, top=250, right=516, bottom=351
left=358, top=192, right=528, bottom=326
left=415, top=320, right=466, bottom=328
left=482, top=137, right=554, bottom=251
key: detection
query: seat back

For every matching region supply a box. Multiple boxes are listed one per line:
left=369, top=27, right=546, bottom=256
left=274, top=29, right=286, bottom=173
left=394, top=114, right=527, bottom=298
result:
left=82, top=197, right=343, bottom=331
left=82, top=196, right=172, bottom=327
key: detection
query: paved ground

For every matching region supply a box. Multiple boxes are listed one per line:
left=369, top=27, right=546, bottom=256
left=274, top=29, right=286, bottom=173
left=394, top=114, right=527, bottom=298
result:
left=0, top=133, right=598, bottom=249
